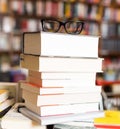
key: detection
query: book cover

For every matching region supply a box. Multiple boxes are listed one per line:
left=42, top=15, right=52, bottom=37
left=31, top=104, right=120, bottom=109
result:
left=94, top=110, right=120, bottom=129
left=23, top=31, right=99, bottom=58
left=22, top=89, right=101, bottom=106
left=20, top=54, right=103, bottom=72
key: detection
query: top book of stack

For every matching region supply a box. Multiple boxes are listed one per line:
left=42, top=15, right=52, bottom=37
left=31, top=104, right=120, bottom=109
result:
left=23, top=31, right=100, bottom=58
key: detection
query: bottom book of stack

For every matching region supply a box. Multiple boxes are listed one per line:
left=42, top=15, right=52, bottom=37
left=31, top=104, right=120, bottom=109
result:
left=1, top=103, right=104, bottom=128
left=18, top=106, right=104, bottom=125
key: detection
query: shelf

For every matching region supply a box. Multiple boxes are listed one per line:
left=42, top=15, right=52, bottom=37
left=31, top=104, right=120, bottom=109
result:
left=99, top=50, right=120, bottom=57
left=106, top=92, right=120, bottom=97
left=96, top=79, right=120, bottom=86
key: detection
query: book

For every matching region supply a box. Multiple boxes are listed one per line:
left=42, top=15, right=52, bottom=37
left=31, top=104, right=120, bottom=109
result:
left=53, top=120, right=95, bottom=129
left=20, top=54, right=103, bottom=72
left=0, top=98, right=15, bottom=113
left=22, top=89, right=101, bottom=106
left=94, top=110, right=120, bottom=129
left=20, top=82, right=101, bottom=95
left=28, top=70, right=97, bottom=79
left=24, top=101, right=100, bottom=116
left=0, top=89, right=9, bottom=103
left=27, top=75, right=97, bottom=87
left=1, top=103, right=47, bottom=129
left=23, top=31, right=99, bottom=58
left=19, top=106, right=104, bottom=125
left=0, top=105, right=12, bottom=118
left=0, top=82, right=19, bottom=102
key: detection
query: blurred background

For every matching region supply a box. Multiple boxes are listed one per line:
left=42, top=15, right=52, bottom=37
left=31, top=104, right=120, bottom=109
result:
left=0, top=0, right=120, bottom=109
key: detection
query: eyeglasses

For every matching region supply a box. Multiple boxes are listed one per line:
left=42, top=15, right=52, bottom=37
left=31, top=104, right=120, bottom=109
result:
left=41, top=19, right=84, bottom=35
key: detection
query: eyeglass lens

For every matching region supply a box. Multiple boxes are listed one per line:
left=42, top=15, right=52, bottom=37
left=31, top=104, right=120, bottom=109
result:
left=42, top=20, right=60, bottom=32
left=65, top=21, right=83, bottom=34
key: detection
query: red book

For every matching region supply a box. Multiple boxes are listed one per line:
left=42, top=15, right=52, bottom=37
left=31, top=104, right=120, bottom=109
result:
left=51, top=2, right=58, bottom=17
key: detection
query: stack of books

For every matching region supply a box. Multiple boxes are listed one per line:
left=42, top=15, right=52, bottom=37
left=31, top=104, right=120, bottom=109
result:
left=19, top=31, right=103, bottom=125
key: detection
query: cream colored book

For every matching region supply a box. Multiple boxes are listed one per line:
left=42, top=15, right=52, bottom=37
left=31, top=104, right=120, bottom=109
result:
left=20, top=82, right=101, bottom=94
left=19, top=107, right=104, bottom=125
left=22, top=89, right=101, bottom=106
left=20, top=54, right=103, bottom=72
left=25, top=101, right=100, bottom=116
left=27, top=75, right=97, bottom=87
left=23, top=31, right=99, bottom=58
left=28, top=70, right=98, bottom=79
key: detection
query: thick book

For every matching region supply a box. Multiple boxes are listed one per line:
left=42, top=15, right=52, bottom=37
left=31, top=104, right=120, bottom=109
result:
left=1, top=103, right=47, bottom=129
left=28, top=70, right=98, bottom=79
left=22, top=89, right=101, bottom=106
left=25, top=101, right=100, bottom=116
left=20, top=82, right=101, bottom=94
left=23, top=31, right=99, bottom=58
left=0, top=89, right=9, bottom=103
left=19, top=107, right=104, bottom=125
left=20, top=54, right=103, bottom=72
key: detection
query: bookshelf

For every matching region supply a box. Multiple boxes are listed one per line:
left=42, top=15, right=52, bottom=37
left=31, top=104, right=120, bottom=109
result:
left=98, top=0, right=120, bottom=110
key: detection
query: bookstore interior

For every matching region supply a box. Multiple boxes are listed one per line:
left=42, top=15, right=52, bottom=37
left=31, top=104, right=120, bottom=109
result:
left=0, top=0, right=120, bottom=129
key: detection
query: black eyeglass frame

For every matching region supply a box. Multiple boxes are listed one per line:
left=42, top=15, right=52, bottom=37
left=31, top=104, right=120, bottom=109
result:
left=41, top=19, right=84, bottom=34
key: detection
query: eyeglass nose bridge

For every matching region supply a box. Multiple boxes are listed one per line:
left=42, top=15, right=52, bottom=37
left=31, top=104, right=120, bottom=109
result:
left=58, top=21, right=67, bottom=32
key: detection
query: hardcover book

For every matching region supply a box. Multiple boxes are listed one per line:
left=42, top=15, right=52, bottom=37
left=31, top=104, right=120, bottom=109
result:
left=23, top=31, right=99, bottom=58
left=20, top=54, right=103, bottom=72
left=19, top=107, right=104, bottom=125
left=28, top=70, right=97, bottom=80
left=22, top=89, right=101, bottom=106
left=24, top=101, right=100, bottom=116
left=27, top=75, right=97, bottom=87
left=20, top=82, right=101, bottom=94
